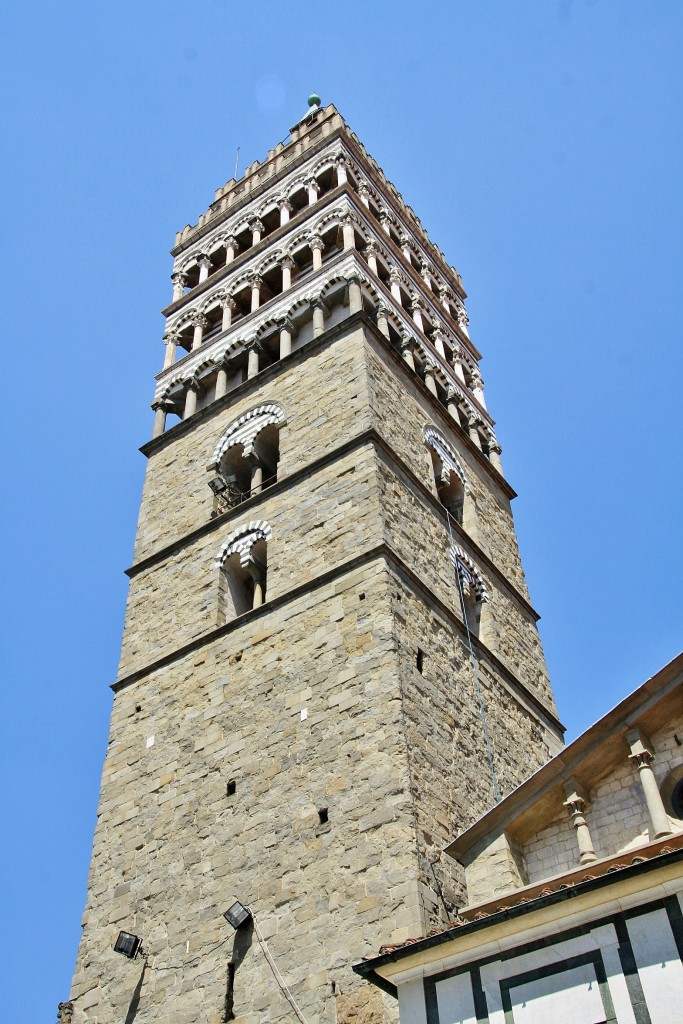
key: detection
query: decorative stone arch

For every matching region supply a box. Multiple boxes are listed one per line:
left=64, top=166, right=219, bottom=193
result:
left=211, top=403, right=286, bottom=464
left=256, top=249, right=284, bottom=277
left=284, top=175, right=309, bottom=201
left=215, top=520, right=272, bottom=620
left=423, top=427, right=468, bottom=490
left=449, top=545, right=489, bottom=603
left=215, top=520, right=272, bottom=569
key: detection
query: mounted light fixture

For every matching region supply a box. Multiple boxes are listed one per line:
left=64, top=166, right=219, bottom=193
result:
left=113, top=931, right=143, bottom=959
left=208, top=475, right=228, bottom=495
left=223, top=901, right=252, bottom=930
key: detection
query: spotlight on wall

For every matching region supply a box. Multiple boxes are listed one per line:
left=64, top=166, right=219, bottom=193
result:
left=113, top=931, right=143, bottom=959
left=223, top=901, right=252, bottom=930
left=208, top=475, right=228, bottom=495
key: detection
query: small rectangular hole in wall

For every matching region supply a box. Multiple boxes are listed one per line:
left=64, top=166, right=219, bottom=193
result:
left=227, top=780, right=236, bottom=796
left=318, top=807, right=329, bottom=824
left=416, top=649, right=425, bottom=674
left=359, top=592, right=366, bottom=601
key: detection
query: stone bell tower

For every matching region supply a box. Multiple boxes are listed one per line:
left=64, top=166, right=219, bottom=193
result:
left=68, top=96, right=563, bottom=1024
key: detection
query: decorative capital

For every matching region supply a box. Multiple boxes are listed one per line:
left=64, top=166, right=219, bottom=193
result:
left=171, top=270, right=187, bottom=284
left=248, top=273, right=263, bottom=288
left=279, top=199, right=294, bottom=212
left=221, top=294, right=237, bottom=311
left=446, top=384, right=460, bottom=402
left=365, top=239, right=380, bottom=256
left=246, top=337, right=264, bottom=355
left=304, top=176, right=320, bottom=192
left=225, top=234, right=239, bottom=250
left=454, top=302, right=469, bottom=327
left=470, top=370, right=484, bottom=389
left=398, top=330, right=415, bottom=353
left=281, top=255, right=295, bottom=270
left=277, top=315, right=295, bottom=333
left=389, top=266, right=403, bottom=283
left=309, top=234, right=324, bottom=251
left=163, top=330, right=179, bottom=345
left=190, top=311, right=209, bottom=329
left=250, top=217, right=264, bottom=232
left=196, top=252, right=211, bottom=267
left=187, top=374, right=203, bottom=393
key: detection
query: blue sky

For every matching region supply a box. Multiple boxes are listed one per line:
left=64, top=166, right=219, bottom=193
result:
left=2, top=2, right=682, bottom=1019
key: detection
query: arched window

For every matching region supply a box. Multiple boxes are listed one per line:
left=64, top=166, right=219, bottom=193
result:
left=424, top=427, right=467, bottom=526
left=215, top=521, right=272, bottom=621
left=208, top=404, right=285, bottom=514
left=449, top=544, right=489, bottom=638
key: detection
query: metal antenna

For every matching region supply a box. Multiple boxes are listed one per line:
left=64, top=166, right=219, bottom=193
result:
left=234, top=147, right=240, bottom=179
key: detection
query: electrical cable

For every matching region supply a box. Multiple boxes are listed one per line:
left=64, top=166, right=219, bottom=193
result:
left=248, top=907, right=311, bottom=1024
left=446, top=513, right=500, bottom=803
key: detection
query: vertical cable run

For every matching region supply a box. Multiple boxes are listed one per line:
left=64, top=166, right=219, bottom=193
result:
left=446, top=513, right=500, bottom=803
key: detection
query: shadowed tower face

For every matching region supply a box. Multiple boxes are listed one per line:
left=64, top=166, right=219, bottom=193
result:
left=69, top=97, right=563, bottom=1024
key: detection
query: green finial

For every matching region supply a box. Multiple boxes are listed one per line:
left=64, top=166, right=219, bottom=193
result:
left=308, top=93, right=321, bottom=108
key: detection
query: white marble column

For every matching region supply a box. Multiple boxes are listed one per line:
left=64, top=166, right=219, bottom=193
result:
left=336, top=155, right=348, bottom=186
left=341, top=217, right=355, bottom=251
left=249, top=454, right=263, bottom=495
left=281, top=256, right=295, bottom=291
left=225, top=235, right=238, bottom=264
left=470, top=370, right=487, bottom=410
left=163, top=331, right=178, bottom=369
left=452, top=345, right=467, bottom=384
left=251, top=564, right=265, bottom=608
left=250, top=275, right=262, bottom=313
left=410, top=297, right=425, bottom=332
left=347, top=276, right=363, bottom=314
left=563, top=781, right=597, bottom=865
left=389, top=268, right=403, bottom=303
left=183, top=378, right=201, bottom=418
left=279, top=200, right=293, bottom=226
left=399, top=331, right=416, bottom=370
left=251, top=218, right=264, bottom=246
left=197, top=253, right=212, bottom=284
left=171, top=272, right=186, bottom=302
left=278, top=316, right=294, bottom=358
left=379, top=210, right=392, bottom=236
left=468, top=416, right=483, bottom=450
left=247, top=340, right=262, bottom=379
left=627, top=728, right=673, bottom=839
left=312, top=298, right=326, bottom=337
left=423, top=359, right=438, bottom=397
left=191, top=312, right=209, bottom=351
left=376, top=302, right=390, bottom=339
left=305, top=177, right=320, bottom=205
left=152, top=400, right=170, bottom=438
left=400, top=234, right=412, bottom=262
left=310, top=235, right=324, bottom=271
left=357, top=181, right=371, bottom=208
left=488, top=441, right=504, bottom=475
left=215, top=354, right=231, bottom=400
left=432, top=328, right=447, bottom=358
left=221, top=296, right=236, bottom=332
left=365, top=241, right=379, bottom=275
left=446, top=386, right=461, bottom=424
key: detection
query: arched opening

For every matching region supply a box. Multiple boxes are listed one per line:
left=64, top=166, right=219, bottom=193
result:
left=220, top=538, right=268, bottom=621
left=430, top=450, right=465, bottom=525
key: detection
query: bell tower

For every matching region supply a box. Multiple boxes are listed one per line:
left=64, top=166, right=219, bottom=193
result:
left=69, top=97, right=563, bottom=1024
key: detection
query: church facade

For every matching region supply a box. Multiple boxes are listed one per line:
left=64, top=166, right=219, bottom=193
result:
left=68, top=98, right=563, bottom=1024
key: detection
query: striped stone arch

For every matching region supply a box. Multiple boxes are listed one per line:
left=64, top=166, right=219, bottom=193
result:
left=423, top=427, right=468, bottom=489
left=215, top=521, right=272, bottom=569
left=211, top=403, right=286, bottom=464
left=449, top=545, right=489, bottom=603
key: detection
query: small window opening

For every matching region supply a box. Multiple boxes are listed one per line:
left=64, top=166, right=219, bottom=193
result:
left=416, top=649, right=425, bottom=673
left=227, top=780, right=237, bottom=797
left=318, top=807, right=329, bottom=824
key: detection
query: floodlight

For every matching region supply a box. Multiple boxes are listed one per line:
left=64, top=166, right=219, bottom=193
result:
left=223, top=901, right=252, bottom=930
left=114, top=931, right=142, bottom=959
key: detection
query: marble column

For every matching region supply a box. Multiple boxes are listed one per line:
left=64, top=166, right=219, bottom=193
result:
left=221, top=296, right=236, bottom=332
left=171, top=272, right=186, bottom=302
left=627, top=728, right=673, bottom=839
left=281, top=256, right=295, bottom=292
left=399, top=332, right=416, bottom=370
left=348, top=276, right=363, bottom=314
left=163, top=331, right=178, bottom=369
left=247, top=340, right=262, bottom=379
left=279, top=200, right=293, bottom=226
left=183, top=378, right=201, bottom=418
left=225, top=236, right=238, bottom=264
left=279, top=317, right=294, bottom=358
left=424, top=359, right=438, bottom=397
left=250, top=275, right=262, bottom=313
left=251, top=218, right=264, bottom=246
left=306, top=178, right=320, bottom=205
left=365, top=241, right=379, bottom=275
left=312, top=298, right=326, bottom=337
left=191, top=312, right=209, bottom=351
left=376, top=302, right=390, bottom=339
left=563, top=781, right=597, bottom=865
left=310, top=235, right=324, bottom=271
left=197, top=253, right=212, bottom=284
left=215, top=354, right=232, bottom=400
left=336, top=156, right=348, bottom=186
left=341, top=217, right=355, bottom=251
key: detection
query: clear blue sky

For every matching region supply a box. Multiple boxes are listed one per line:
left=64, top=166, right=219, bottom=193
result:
left=2, top=2, right=682, bottom=1019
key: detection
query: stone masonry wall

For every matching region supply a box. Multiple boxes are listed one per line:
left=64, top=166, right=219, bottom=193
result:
left=133, top=325, right=372, bottom=566
left=391, top=575, right=556, bottom=924
left=376, top=459, right=555, bottom=713
left=72, top=563, right=419, bottom=1024
left=118, top=443, right=383, bottom=677
left=363, top=335, right=531, bottom=599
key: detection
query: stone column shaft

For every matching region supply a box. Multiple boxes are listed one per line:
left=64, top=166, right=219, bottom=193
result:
left=312, top=301, right=326, bottom=338
left=163, top=334, right=177, bottom=369
left=424, top=363, right=438, bottom=397
left=198, top=255, right=211, bottom=284
left=247, top=343, right=261, bottom=379
left=348, top=278, right=363, bottom=314
left=251, top=280, right=261, bottom=312
left=627, top=729, right=672, bottom=839
left=310, top=239, right=324, bottom=272
left=342, top=220, right=355, bottom=251
left=152, top=404, right=167, bottom=439
left=564, top=783, right=597, bottom=865
left=279, top=320, right=293, bottom=358
left=184, top=384, right=199, bottom=419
